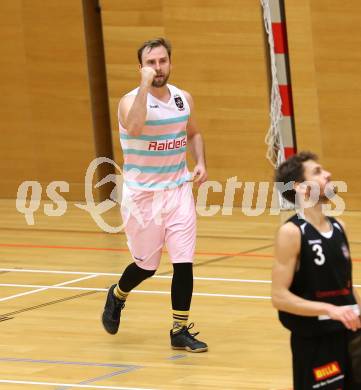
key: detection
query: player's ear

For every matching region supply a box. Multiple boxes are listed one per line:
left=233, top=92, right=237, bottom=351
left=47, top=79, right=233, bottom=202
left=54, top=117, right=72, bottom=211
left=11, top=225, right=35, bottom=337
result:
left=294, top=181, right=301, bottom=191
left=294, top=181, right=307, bottom=193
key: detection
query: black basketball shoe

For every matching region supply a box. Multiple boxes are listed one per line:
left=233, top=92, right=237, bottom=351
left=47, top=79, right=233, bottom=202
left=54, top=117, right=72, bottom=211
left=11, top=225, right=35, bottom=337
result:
left=101, top=284, right=125, bottom=335
left=170, top=323, right=208, bottom=352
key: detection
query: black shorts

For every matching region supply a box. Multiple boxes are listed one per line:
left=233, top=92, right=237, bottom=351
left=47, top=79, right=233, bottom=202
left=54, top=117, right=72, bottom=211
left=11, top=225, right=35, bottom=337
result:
left=291, top=330, right=359, bottom=390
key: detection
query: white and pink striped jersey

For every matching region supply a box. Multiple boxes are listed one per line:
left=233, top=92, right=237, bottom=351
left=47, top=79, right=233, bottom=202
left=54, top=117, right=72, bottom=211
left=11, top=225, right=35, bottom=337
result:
left=119, top=84, right=191, bottom=191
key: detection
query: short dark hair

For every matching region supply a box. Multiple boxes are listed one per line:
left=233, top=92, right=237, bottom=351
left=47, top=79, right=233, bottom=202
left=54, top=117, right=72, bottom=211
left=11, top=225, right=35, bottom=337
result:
left=137, top=37, right=172, bottom=65
left=275, top=151, right=318, bottom=204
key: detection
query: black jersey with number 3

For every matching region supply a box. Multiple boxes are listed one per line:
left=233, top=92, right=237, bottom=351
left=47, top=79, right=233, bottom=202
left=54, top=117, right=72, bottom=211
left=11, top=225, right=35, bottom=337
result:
left=279, top=214, right=357, bottom=336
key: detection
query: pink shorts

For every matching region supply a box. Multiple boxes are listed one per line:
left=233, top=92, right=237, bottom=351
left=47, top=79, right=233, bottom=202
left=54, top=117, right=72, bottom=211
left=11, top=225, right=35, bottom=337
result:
left=120, top=182, right=196, bottom=270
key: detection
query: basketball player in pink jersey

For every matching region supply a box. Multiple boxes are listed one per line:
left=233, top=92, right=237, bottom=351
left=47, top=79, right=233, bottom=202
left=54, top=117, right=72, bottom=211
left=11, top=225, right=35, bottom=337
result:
left=102, top=38, right=208, bottom=352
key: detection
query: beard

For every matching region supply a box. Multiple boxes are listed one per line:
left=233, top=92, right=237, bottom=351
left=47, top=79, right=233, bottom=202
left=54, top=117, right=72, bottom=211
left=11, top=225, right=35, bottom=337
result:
left=320, top=182, right=338, bottom=202
left=152, top=72, right=170, bottom=88
left=324, top=182, right=338, bottom=199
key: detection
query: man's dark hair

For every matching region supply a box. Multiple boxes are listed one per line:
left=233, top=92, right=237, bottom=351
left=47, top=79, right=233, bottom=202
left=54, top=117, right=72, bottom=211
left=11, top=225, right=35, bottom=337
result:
left=275, top=151, right=318, bottom=204
left=137, top=37, right=172, bottom=65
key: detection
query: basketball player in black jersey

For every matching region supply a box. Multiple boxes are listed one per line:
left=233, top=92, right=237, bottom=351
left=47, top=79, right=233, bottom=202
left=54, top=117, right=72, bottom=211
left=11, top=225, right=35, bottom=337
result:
left=272, top=151, right=361, bottom=389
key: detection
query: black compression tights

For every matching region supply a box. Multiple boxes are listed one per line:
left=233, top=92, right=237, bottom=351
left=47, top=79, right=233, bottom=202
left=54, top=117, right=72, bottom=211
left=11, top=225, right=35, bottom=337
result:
left=117, top=262, right=155, bottom=292
left=118, top=262, right=193, bottom=312
left=171, top=263, right=193, bottom=311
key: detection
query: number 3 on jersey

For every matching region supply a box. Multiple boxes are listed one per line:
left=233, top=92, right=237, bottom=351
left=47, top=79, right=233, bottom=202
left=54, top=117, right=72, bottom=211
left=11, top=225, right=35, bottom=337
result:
left=312, top=244, right=326, bottom=266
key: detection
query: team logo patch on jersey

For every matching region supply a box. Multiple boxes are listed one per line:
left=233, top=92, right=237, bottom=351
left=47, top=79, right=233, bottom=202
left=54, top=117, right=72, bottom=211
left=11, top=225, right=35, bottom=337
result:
left=341, top=243, right=350, bottom=259
left=313, top=361, right=341, bottom=382
left=308, top=239, right=322, bottom=245
left=174, top=95, right=185, bottom=111
left=148, top=138, right=186, bottom=151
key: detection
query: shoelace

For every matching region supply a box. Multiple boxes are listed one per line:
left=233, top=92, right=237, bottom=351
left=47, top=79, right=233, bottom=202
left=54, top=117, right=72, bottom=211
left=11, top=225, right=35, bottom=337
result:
left=185, top=322, right=200, bottom=339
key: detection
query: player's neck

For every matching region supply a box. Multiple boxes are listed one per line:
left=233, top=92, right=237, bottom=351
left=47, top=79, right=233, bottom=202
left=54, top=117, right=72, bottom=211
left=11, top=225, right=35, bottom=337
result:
left=302, top=205, right=329, bottom=229
left=149, top=85, right=170, bottom=102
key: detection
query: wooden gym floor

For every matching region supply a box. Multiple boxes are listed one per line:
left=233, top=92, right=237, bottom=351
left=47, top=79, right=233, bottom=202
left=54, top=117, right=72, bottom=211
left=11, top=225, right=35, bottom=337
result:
left=0, top=199, right=360, bottom=390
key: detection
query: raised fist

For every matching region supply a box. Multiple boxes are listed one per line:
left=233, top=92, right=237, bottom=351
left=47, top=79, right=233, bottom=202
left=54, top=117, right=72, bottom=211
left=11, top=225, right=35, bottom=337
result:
left=140, top=67, right=156, bottom=87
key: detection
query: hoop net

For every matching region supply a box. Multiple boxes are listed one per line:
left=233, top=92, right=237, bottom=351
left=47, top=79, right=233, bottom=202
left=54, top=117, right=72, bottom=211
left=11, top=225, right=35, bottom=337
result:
left=260, top=0, right=294, bottom=211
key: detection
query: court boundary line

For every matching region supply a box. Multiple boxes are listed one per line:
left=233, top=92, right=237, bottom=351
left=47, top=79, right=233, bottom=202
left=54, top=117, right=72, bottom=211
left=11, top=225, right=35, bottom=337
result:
left=0, top=269, right=359, bottom=303
left=0, top=267, right=271, bottom=283
left=1, top=283, right=358, bottom=300
left=0, top=379, right=157, bottom=390
left=1, top=267, right=360, bottom=287
left=1, top=242, right=361, bottom=262
left=0, top=283, right=271, bottom=300
left=0, top=357, right=142, bottom=390
left=0, top=275, right=97, bottom=302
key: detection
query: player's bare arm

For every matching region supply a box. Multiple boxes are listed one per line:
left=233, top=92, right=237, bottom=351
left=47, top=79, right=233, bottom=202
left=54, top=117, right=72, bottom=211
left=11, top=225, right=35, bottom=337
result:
left=118, top=66, right=156, bottom=136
